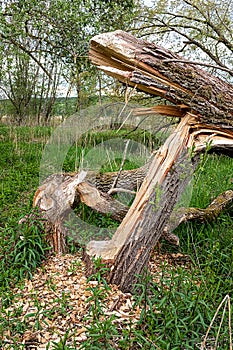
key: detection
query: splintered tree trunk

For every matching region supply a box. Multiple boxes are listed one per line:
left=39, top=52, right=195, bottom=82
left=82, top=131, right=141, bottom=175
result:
left=84, top=30, right=233, bottom=291
left=31, top=30, right=233, bottom=292
left=85, top=114, right=232, bottom=290
left=89, top=30, right=233, bottom=129
left=85, top=115, right=194, bottom=284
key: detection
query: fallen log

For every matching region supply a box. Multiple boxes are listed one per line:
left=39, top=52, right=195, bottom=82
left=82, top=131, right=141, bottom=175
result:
left=32, top=155, right=179, bottom=251
left=167, top=190, right=233, bottom=231
left=32, top=149, right=232, bottom=253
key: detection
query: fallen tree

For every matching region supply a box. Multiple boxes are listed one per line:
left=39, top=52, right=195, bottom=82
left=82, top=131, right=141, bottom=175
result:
left=32, top=30, right=233, bottom=292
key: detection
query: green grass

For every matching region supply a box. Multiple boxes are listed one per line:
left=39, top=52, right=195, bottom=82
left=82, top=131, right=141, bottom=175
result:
left=0, top=126, right=51, bottom=221
left=0, top=126, right=52, bottom=289
left=146, top=152, right=233, bottom=349
left=0, top=124, right=233, bottom=349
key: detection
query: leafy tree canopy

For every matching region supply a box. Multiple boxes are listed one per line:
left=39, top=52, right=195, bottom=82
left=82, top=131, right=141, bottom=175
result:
left=0, top=0, right=136, bottom=72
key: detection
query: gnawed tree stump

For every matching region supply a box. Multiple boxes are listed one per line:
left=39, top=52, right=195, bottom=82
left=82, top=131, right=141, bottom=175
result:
left=31, top=30, right=233, bottom=292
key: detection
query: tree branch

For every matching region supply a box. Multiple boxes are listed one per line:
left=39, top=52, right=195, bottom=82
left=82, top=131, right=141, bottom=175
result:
left=0, top=33, right=53, bottom=79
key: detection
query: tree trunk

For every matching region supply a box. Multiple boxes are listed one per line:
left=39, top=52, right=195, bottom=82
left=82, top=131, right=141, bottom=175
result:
left=89, top=30, right=233, bottom=129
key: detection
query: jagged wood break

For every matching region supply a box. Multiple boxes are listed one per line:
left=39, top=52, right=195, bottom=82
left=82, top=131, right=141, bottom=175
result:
left=32, top=30, right=233, bottom=292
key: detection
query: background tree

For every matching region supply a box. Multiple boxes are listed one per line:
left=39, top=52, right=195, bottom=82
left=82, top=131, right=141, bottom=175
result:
left=0, top=0, right=138, bottom=123
left=0, top=42, right=62, bottom=124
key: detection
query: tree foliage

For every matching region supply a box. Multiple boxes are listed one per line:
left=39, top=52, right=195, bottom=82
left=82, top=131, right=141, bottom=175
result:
left=0, top=0, right=135, bottom=66
left=1, top=0, right=232, bottom=123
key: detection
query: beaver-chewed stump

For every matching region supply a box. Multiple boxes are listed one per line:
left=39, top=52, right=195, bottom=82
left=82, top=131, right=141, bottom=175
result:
left=32, top=30, right=233, bottom=292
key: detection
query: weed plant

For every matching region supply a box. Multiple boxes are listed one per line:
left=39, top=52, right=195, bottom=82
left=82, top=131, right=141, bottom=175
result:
left=0, top=209, right=50, bottom=289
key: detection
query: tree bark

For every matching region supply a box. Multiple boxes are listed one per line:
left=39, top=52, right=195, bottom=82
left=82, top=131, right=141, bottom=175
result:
left=89, top=30, right=233, bottom=129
